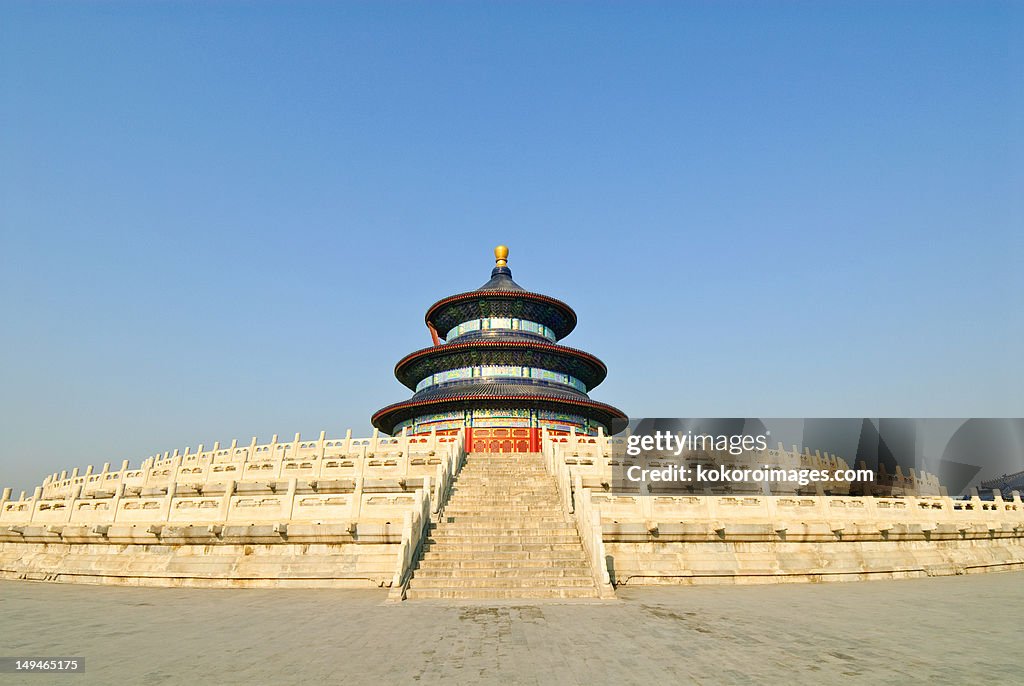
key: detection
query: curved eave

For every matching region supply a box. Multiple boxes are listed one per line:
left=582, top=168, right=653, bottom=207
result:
left=425, top=290, right=578, bottom=340
left=394, top=340, right=608, bottom=390
left=371, top=393, right=627, bottom=435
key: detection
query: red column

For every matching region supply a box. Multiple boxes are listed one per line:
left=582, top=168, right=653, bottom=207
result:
left=528, top=428, right=540, bottom=453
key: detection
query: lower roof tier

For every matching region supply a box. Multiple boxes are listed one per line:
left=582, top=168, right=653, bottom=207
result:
left=371, top=382, right=626, bottom=435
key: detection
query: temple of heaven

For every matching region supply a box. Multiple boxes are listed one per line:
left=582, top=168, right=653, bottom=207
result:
left=372, top=246, right=626, bottom=453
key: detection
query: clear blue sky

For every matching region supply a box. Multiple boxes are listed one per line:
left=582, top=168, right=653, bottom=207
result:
left=1, top=2, right=1021, bottom=493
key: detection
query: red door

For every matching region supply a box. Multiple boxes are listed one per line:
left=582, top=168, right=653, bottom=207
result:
left=469, top=428, right=538, bottom=453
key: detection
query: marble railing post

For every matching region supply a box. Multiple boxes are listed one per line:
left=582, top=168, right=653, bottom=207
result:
left=704, top=496, right=723, bottom=534
left=316, top=450, right=326, bottom=478
left=286, top=478, right=298, bottom=520
left=28, top=487, right=43, bottom=524
left=280, top=434, right=299, bottom=478
left=66, top=485, right=82, bottom=522
left=220, top=480, right=235, bottom=522
left=159, top=481, right=177, bottom=522
left=640, top=482, right=654, bottom=526
left=110, top=483, right=125, bottom=523
left=402, top=427, right=411, bottom=478
left=351, top=476, right=363, bottom=521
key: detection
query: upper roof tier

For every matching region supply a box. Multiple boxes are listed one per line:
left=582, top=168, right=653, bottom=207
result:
left=425, top=246, right=578, bottom=341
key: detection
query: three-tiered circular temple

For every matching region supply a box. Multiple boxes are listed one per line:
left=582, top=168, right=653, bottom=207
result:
left=372, top=246, right=626, bottom=452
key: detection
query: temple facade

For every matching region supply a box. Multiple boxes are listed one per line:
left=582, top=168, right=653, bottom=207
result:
left=372, top=246, right=626, bottom=453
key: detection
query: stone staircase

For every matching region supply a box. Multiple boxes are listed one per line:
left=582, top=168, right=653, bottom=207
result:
left=403, top=453, right=602, bottom=600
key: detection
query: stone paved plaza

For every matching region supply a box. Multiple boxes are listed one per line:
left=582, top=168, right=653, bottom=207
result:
left=1, top=574, right=1021, bottom=685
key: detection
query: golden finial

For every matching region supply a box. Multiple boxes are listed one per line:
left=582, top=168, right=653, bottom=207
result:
left=494, top=245, right=509, bottom=268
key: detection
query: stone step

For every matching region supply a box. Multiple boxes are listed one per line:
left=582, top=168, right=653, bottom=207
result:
left=423, top=542, right=585, bottom=552
left=449, top=487, right=557, bottom=494
left=449, top=496, right=558, bottom=502
left=446, top=494, right=560, bottom=500
left=429, top=526, right=577, bottom=535
left=415, top=558, right=592, bottom=570
left=454, top=473, right=551, bottom=478
left=430, top=525, right=578, bottom=534
left=456, top=466, right=552, bottom=473
left=453, top=477, right=555, bottom=481
left=448, top=497, right=559, bottom=502
left=444, top=499, right=561, bottom=505
left=458, top=466, right=552, bottom=473
left=427, top=535, right=582, bottom=545
left=453, top=470, right=551, bottom=475
left=455, top=480, right=552, bottom=483
left=420, top=550, right=589, bottom=562
left=445, top=500, right=560, bottom=506
left=464, top=457, right=544, bottom=461
left=462, top=465, right=547, bottom=469
left=431, top=531, right=579, bottom=539
left=450, top=489, right=557, bottom=495
left=455, top=469, right=549, bottom=473
left=444, top=507, right=561, bottom=513
left=413, top=567, right=593, bottom=579
left=436, top=518, right=573, bottom=528
left=404, top=587, right=600, bottom=600
left=440, top=511, right=569, bottom=518
left=444, top=501, right=562, bottom=508
left=444, top=503, right=562, bottom=508
left=408, top=576, right=596, bottom=589
left=450, top=489, right=561, bottom=495
left=457, top=474, right=550, bottom=478
left=455, top=468, right=550, bottom=473
left=458, top=469, right=549, bottom=474
left=428, top=526, right=578, bottom=535
left=448, top=489, right=557, bottom=493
